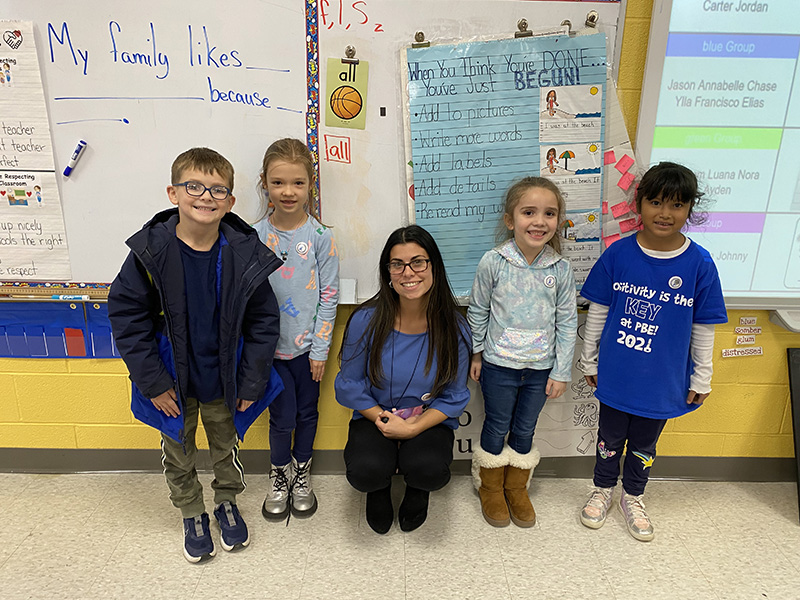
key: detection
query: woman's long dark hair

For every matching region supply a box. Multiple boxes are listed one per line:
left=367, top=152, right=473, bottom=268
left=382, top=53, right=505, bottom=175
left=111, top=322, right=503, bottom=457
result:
left=340, top=225, right=468, bottom=399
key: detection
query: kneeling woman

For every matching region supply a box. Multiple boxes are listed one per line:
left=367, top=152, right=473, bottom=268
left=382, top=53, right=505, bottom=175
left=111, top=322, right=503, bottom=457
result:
left=335, top=225, right=471, bottom=534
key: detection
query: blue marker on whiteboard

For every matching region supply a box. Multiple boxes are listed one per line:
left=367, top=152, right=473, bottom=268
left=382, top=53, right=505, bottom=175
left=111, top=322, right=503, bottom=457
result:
left=63, top=140, right=87, bottom=176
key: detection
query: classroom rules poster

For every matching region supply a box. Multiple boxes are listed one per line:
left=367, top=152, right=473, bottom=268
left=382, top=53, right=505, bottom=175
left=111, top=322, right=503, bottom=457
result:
left=0, top=21, right=71, bottom=281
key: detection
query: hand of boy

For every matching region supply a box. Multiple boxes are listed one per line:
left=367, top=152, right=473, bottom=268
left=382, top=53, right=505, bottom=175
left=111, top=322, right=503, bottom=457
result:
left=686, top=390, right=710, bottom=405
left=584, top=375, right=598, bottom=388
left=309, top=358, right=326, bottom=382
left=469, top=352, right=483, bottom=382
left=151, top=389, right=180, bottom=417
left=546, top=378, right=566, bottom=399
left=237, top=398, right=254, bottom=412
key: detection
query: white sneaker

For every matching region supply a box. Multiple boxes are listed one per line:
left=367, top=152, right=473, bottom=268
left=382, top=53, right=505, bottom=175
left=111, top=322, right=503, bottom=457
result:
left=619, top=493, right=654, bottom=541
left=262, top=463, right=291, bottom=521
left=580, top=487, right=614, bottom=529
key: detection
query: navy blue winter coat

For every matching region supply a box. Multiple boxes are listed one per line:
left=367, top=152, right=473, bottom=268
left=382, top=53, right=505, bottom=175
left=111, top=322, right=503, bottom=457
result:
left=108, top=208, right=283, bottom=445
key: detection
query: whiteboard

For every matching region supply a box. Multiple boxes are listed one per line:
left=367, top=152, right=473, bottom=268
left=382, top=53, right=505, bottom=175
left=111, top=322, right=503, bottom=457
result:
left=3, top=0, right=621, bottom=294
left=636, top=0, right=800, bottom=310
left=2, top=0, right=306, bottom=282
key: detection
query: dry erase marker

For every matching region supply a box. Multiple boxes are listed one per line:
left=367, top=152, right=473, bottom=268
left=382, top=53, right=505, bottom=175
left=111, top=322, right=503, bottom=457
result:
left=52, top=294, right=90, bottom=300
left=63, top=140, right=87, bottom=176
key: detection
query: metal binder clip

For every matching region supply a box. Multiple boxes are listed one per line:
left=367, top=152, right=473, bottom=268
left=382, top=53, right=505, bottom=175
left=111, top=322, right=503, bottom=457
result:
left=585, top=10, right=599, bottom=28
left=342, top=45, right=358, bottom=65
left=515, top=18, right=533, bottom=38
left=412, top=31, right=429, bottom=48
left=561, top=19, right=573, bottom=35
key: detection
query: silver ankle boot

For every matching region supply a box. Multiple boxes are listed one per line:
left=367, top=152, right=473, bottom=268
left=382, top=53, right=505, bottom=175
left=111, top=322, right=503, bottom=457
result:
left=290, top=457, right=318, bottom=517
left=262, top=463, right=291, bottom=521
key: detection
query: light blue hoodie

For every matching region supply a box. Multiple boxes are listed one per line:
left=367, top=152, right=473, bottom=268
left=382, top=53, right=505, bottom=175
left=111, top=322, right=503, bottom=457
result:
left=467, top=239, right=577, bottom=381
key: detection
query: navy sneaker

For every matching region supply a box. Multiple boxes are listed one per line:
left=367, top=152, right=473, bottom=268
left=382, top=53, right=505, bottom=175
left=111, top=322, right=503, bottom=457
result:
left=183, top=513, right=215, bottom=563
left=214, top=501, right=250, bottom=551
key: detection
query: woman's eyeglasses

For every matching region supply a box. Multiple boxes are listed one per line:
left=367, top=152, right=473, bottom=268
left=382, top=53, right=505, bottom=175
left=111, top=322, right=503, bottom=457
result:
left=387, top=259, right=430, bottom=275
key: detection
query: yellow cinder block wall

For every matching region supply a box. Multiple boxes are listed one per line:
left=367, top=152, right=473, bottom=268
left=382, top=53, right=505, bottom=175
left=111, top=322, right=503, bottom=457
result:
left=2, top=5, right=800, bottom=459
left=1, top=307, right=798, bottom=458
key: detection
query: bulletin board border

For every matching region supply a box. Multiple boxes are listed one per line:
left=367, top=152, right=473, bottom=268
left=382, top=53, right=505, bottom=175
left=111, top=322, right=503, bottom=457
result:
left=0, top=282, right=110, bottom=298
left=306, top=0, right=322, bottom=218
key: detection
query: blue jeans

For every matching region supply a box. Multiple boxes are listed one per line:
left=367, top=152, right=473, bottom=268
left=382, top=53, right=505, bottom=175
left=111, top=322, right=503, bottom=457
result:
left=479, top=361, right=551, bottom=455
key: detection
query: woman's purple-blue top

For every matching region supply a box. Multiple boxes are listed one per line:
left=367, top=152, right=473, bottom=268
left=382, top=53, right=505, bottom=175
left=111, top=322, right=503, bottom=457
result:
left=334, top=306, right=471, bottom=429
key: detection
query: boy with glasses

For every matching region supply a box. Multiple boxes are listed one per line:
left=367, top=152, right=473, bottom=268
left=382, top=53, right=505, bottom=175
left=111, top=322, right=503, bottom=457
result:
left=109, top=147, right=283, bottom=562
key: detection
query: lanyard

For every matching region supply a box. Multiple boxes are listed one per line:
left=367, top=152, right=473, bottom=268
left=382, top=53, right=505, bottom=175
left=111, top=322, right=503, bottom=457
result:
left=388, top=327, right=426, bottom=409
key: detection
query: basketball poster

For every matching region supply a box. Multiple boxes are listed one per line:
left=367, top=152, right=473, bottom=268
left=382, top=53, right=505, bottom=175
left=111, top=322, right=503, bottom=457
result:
left=325, top=58, right=369, bottom=130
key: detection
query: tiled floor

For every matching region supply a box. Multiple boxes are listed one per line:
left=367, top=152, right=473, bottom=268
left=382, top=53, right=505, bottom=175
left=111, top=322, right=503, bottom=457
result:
left=1, top=472, right=799, bottom=599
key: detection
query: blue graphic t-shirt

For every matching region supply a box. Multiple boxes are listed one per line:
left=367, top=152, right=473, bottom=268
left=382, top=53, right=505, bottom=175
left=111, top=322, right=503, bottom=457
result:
left=580, top=235, right=727, bottom=419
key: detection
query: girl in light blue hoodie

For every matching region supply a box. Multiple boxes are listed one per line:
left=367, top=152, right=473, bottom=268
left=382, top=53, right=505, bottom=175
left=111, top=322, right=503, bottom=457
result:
left=467, top=177, right=577, bottom=528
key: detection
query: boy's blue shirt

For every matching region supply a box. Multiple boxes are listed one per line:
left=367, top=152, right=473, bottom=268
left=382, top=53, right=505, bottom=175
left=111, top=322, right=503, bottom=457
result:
left=108, top=208, right=284, bottom=444
left=177, top=237, right=223, bottom=404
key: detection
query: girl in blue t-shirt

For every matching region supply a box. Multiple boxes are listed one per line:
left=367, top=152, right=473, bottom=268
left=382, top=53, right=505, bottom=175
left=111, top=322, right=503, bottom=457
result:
left=578, top=162, right=727, bottom=542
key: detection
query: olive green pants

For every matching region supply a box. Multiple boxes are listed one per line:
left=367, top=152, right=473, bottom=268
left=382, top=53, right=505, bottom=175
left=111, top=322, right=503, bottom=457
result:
left=161, top=396, right=245, bottom=518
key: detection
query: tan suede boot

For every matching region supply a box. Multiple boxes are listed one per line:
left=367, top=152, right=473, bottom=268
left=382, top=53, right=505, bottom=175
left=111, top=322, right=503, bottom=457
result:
left=471, top=445, right=510, bottom=527
left=504, top=446, right=541, bottom=528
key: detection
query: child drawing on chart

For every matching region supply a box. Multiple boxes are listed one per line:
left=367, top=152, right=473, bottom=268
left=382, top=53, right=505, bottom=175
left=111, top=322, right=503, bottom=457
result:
left=253, top=138, right=340, bottom=522
left=546, top=89, right=558, bottom=116
left=34, top=185, right=42, bottom=206
left=546, top=148, right=558, bottom=174
left=468, top=176, right=578, bottom=528
left=3, top=63, right=10, bottom=86
left=577, top=162, right=727, bottom=542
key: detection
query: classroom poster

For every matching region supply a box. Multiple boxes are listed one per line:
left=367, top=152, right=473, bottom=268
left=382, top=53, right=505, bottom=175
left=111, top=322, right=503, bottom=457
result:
left=0, top=21, right=70, bottom=280
left=325, top=58, right=369, bottom=130
left=405, top=32, right=606, bottom=296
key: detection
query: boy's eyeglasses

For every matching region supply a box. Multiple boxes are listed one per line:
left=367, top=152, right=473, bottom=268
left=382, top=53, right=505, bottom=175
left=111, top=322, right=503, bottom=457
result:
left=173, top=181, right=231, bottom=201
left=387, top=259, right=430, bottom=275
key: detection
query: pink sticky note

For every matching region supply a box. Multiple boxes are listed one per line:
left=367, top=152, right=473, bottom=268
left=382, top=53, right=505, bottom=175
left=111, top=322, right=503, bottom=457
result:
left=614, top=154, right=634, bottom=174
left=603, top=233, right=621, bottom=248
left=628, top=198, right=638, bottom=214
left=601, top=201, right=608, bottom=215
left=617, top=171, right=636, bottom=191
left=619, top=217, right=638, bottom=233
left=635, top=224, right=644, bottom=231
left=604, top=150, right=616, bottom=165
left=610, top=201, right=630, bottom=219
